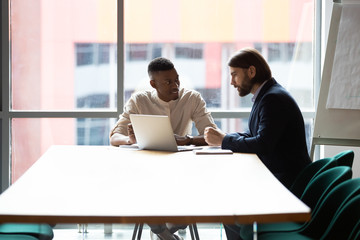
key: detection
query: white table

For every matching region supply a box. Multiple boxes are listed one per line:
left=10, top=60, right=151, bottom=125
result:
left=0, top=145, right=310, bottom=226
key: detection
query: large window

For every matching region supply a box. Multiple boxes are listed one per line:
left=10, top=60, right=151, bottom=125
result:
left=2, top=0, right=317, bottom=189
left=4, top=0, right=118, bottom=184
left=123, top=0, right=315, bottom=139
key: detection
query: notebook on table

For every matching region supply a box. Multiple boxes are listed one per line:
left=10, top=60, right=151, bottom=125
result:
left=129, top=114, right=199, bottom=152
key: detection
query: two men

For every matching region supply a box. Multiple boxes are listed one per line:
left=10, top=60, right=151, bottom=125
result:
left=110, top=48, right=311, bottom=240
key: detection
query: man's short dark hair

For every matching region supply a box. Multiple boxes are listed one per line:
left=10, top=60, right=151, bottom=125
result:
left=148, top=57, right=175, bottom=78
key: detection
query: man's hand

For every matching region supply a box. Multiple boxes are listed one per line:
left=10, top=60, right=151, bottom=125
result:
left=127, top=123, right=136, bottom=144
left=204, top=127, right=226, bottom=146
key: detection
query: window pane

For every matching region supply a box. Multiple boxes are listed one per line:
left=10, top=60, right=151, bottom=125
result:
left=10, top=0, right=117, bottom=110
left=124, top=0, right=314, bottom=109
left=214, top=118, right=248, bottom=134
left=11, top=118, right=115, bottom=183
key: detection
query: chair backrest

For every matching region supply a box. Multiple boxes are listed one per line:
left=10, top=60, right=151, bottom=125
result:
left=348, top=220, right=360, bottom=240
left=0, top=223, right=53, bottom=240
left=0, top=234, right=39, bottom=240
left=309, top=150, right=354, bottom=185
left=300, top=166, right=352, bottom=211
left=300, top=178, right=360, bottom=239
left=354, top=229, right=360, bottom=240
left=321, top=195, right=360, bottom=240
left=290, top=150, right=354, bottom=199
left=290, top=158, right=333, bottom=198
left=331, top=150, right=354, bottom=168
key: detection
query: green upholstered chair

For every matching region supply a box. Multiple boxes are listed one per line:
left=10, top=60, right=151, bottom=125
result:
left=0, top=224, right=53, bottom=240
left=349, top=221, right=360, bottom=240
left=289, top=158, right=334, bottom=198
left=240, top=166, right=353, bottom=240
left=290, top=149, right=354, bottom=199
left=299, top=178, right=360, bottom=239
left=354, top=230, right=360, bottom=240
left=349, top=220, right=360, bottom=240
left=258, top=194, right=360, bottom=240
left=331, top=149, right=354, bottom=168
left=0, top=234, right=39, bottom=240
left=299, top=166, right=352, bottom=216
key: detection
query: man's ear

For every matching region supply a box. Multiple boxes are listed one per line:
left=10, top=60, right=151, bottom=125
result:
left=150, top=79, right=156, bottom=89
left=248, top=66, right=256, bottom=78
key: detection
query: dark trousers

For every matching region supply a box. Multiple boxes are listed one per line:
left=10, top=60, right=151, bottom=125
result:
left=148, top=224, right=167, bottom=234
left=148, top=224, right=187, bottom=234
left=224, top=224, right=243, bottom=240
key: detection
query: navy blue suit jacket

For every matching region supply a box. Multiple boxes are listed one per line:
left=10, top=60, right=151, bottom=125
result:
left=222, top=78, right=311, bottom=188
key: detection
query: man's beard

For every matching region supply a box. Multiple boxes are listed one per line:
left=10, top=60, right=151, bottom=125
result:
left=237, top=87, right=251, bottom=97
left=237, top=75, right=253, bottom=97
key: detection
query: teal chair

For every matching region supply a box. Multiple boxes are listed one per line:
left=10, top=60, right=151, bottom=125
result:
left=354, top=230, right=360, bottom=240
left=348, top=220, right=360, bottom=240
left=0, top=234, right=39, bottom=240
left=290, top=149, right=354, bottom=198
left=331, top=149, right=354, bottom=167
left=299, top=178, right=360, bottom=238
left=240, top=166, right=353, bottom=240
left=0, top=224, right=53, bottom=240
left=289, top=158, right=335, bottom=198
left=258, top=194, right=360, bottom=240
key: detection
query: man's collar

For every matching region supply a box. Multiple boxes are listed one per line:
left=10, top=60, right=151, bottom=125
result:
left=251, top=80, right=268, bottom=102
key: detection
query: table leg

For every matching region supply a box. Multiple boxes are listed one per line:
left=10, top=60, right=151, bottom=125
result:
left=253, top=222, right=257, bottom=240
left=132, top=223, right=143, bottom=240
left=104, top=223, right=113, bottom=234
left=189, top=224, right=200, bottom=240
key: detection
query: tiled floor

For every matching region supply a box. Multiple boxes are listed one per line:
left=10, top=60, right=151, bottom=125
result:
left=53, top=223, right=227, bottom=240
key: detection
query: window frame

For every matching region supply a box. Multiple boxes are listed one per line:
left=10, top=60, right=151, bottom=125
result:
left=1, top=0, right=320, bottom=192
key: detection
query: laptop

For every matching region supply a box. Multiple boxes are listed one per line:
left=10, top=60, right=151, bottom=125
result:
left=129, top=114, right=199, bottom=152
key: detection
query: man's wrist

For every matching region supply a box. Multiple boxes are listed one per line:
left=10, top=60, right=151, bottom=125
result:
left=186, top=134, right=194, bottom=145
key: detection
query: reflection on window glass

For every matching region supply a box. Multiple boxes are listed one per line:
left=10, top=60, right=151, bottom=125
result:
left=152, top=44, right=163, bottom=59
left=77, top=118, right=111, bottom=145
left=268, top=43, right=282, bottom=62
left=127, top=44, right=148, bottom=61
left=11, top=118, right=74, bottom=183
left=214, top=118, right=249, bottom=134
left=76, top=94, right=110, bottom=108
left=11, top=118, right=115, bottom=183
left=126, top=43, right=163, bottom=62
left=175, top=44, right=203, bottom=59
left=124, top=0, right=314, bottom=109
left=304, top=118, right=314, bottom=153
left=76, top=43, right=94, bottom=66
left=267, top=43, right=296, bottom=62
left=11, top=0, right=117, bottom=111
left=75, top=43, right=116, bottom=66
left=98, top=44, right=111, bottom=64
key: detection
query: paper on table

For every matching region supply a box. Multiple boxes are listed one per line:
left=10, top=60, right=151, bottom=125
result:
left=326, top=4, right=360, bottom=110
left=193, top=146, right=233, bottom=155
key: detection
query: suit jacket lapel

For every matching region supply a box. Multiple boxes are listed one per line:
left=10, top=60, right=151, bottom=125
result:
left=248, top=78, right=276, bottom=134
